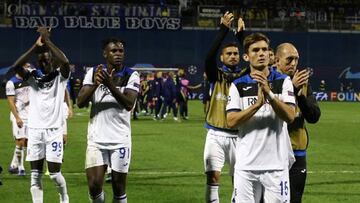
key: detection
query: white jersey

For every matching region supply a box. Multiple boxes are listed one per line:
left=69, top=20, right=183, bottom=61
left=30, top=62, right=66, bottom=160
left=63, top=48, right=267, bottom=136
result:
left=226, top=70, right=295, bottom=171
left=83, top=65, right=140, bottom=149
left=6, top=75, right=30, bottom=121
left=26, top=69, right=69, bottom=129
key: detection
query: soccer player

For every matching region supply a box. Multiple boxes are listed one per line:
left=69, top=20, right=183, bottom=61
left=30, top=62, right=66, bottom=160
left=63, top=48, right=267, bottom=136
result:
left=153, top=71, right=164, bottom=120
left=268, top=47, right=276, bottom=67
left=226, top=33, right=296, bottom=203
left=77, top=38, right=140, bottom=203
left=275, top=43, right=321, bottom=203
left=160, top=71, right=178, bottom=120
left=12, top=27, right=70, bottom=203
left=6, top=62, right=31, bottom=176
left=203, top=12, right=246, bottom=203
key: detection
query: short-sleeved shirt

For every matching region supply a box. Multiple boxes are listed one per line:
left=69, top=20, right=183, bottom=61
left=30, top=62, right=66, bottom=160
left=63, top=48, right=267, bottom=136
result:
left=226, top=69, right=295, bottom=171
left=26, top=69, right=69, bottom=129
left=6, top=75, right=30, bottom=121
left=83, top=65, right=140, bottom=149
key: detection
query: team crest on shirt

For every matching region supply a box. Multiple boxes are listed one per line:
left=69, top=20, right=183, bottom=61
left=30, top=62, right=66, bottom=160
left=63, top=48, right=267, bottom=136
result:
left=37, top=80, right=55, bottom=89
left=269, top=82, right=273, bottom=90
left=99, top=85, right=111, bottom=95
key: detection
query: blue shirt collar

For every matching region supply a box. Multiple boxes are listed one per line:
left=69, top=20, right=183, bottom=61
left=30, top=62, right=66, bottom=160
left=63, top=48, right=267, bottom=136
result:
left=222, top=65, right=241, bottom=73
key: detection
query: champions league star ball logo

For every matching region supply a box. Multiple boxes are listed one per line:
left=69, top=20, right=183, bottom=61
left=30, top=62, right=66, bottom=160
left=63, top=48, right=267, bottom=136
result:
left=187, top=65, right=197, bottom=75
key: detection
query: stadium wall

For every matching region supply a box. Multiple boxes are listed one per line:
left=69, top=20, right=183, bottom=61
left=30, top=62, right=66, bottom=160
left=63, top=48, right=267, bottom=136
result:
left=0, top=28, right=360, bottom=98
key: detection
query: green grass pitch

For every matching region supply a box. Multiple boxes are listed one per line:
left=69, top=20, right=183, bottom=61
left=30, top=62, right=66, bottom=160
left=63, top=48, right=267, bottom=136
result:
left=0, top=99, right=359, bottom=202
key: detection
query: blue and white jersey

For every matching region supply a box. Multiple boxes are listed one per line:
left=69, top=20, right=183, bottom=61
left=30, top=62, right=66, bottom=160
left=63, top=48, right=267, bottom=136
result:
left=6, top=75, right=30, bottom=121
left=226, top=69, right=295, bottom=171
left=83, top=65, right=140, bottom=149
left=26, top=69, right=69, bottom=129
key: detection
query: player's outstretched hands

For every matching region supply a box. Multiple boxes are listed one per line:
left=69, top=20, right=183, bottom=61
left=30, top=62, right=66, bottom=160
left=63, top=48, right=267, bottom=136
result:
left=35, top=36, right=44, bottom=47
left=220, top=11, right=234, bottom=28
left=292, top=69, right=309, bottom=89
left=37, top=27, right=51, bottom=42
left=237, top=17, right=245, bottom=32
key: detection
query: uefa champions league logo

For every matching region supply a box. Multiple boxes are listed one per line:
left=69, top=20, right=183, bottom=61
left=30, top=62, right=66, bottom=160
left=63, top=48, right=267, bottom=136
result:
left=187, top=65, right=197, bottom=75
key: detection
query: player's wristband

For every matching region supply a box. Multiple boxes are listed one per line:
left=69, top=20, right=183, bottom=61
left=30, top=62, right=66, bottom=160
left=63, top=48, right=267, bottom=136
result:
left=267, top=91, right=276, bottom=101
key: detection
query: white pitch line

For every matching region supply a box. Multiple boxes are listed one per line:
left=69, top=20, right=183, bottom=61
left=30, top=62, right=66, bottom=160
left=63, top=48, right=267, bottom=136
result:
left=307, top=170, right=360, bottom=174
left=2, top=170, right=360, bottom=177
left=62, top=171, right=202, bottom=176
left=59, top=170, right=360, bottom=176
left=74, top=112, right=89, bottom=117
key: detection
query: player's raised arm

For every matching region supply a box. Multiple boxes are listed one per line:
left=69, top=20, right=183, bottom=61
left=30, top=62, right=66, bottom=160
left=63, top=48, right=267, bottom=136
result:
left=37, top=27, right=70, bottom=78
left=12, top=37, right=44, bottom=77
left=235, top=17, right=245, bottom=44
left=205, top=11, right=234, bottom=83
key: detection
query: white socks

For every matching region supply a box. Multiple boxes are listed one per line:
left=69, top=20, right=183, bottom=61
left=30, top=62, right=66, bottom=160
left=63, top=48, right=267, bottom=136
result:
left=49, top=172, right=68, bottom=203
left=206, top=184, right=219, bottom=203
left=113, top=194, right=127, bottom=203
left=11, top=145, right=26, bottom=171
left=10, top=146, right=19, bottom=168
left=30, top=170, right=43, bottom=203
left=90, top=191, right=105, bottom=203
left=18, top=146, right=26, bottom=171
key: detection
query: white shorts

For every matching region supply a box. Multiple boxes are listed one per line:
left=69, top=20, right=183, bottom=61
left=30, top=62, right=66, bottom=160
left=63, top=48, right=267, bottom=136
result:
left=26, top=128, right=64, bottom=163
left=85, top=144, right=131, bottom=173
left=12, top=120, right=28, bottom=139
left=233, top=169, right=290, bottom=203
left=203, top=129, right=237, bottom=175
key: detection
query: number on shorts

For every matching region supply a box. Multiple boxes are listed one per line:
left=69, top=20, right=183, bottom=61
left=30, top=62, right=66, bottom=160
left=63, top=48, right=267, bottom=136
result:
left=51, top=142, right=62, bottom=152
left=280, top=181, right=289, bottom=196
left=119, top=147, right=129, bottom=159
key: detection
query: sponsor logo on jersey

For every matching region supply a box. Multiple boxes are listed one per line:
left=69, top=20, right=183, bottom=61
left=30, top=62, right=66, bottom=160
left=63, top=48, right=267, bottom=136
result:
left=215, top=93, right=227, bottom=101
left=242, top=86, right=252, bottom=91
